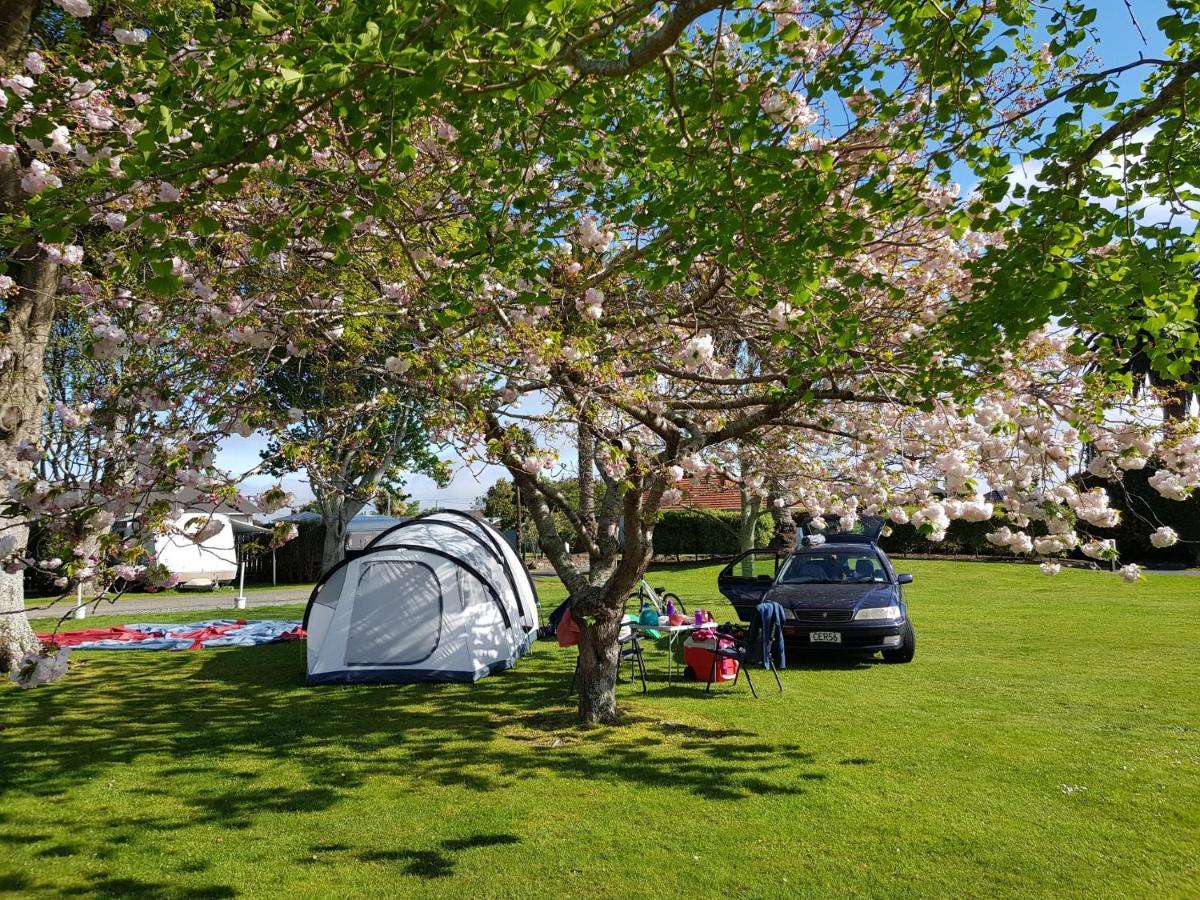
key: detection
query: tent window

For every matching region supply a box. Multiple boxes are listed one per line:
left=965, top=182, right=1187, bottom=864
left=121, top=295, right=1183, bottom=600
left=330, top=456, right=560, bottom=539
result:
left=459, top=569, right=491, bottom=610
left=346, top=560, right=441, bottom=666
left=312, top=566, right=347, bottom=610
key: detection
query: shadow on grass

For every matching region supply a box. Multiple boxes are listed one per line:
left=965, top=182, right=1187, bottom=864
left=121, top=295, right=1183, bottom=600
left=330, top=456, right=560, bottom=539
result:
left=358, top=833, right=521, bottom=878
left=1, top=642, right=828, bottom=891
left=779, top=650, right=884, bottom=671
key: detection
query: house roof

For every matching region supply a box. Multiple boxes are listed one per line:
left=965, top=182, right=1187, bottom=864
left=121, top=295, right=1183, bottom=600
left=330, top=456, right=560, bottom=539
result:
left=116, top=488, right=261, bottom=522
left=658, top=476, right=808, bottom=512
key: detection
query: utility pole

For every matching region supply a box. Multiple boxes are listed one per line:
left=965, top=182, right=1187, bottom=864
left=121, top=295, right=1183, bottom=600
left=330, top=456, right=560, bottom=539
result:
left=515, top=483, right=524, bottom=565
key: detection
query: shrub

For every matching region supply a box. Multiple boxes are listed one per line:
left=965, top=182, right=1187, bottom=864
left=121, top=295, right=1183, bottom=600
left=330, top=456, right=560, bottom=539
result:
left=653, top=509, right=773, bottom=558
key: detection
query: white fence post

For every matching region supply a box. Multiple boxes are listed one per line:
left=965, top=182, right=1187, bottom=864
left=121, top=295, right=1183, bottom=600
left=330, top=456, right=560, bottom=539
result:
left=234, top=561, right=247, bottom=610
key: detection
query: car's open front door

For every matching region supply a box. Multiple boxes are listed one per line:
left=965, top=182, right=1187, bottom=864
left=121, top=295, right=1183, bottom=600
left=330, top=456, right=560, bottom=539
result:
left=717, top=549, right=784, bottom=621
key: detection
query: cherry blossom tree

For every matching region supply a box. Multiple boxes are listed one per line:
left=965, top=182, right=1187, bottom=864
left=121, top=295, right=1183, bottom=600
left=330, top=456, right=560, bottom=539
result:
left=0, top=1, right=1196, bottom=722
left=259, top=346, right=449, bottom=572
left=0, top=0, right=745, bottom=668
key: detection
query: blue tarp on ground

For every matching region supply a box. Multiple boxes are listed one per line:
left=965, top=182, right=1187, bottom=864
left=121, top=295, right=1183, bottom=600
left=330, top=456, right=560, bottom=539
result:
left=40, top=619, right=305, bottom=651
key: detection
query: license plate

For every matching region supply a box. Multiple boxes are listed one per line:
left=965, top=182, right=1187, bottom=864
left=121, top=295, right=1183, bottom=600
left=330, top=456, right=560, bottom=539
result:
left=810, top=631, right=841, bottom=643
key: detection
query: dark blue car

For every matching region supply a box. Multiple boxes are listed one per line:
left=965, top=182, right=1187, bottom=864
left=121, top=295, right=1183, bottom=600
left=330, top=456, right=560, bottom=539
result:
left=717, top=518, right=916, bottom=663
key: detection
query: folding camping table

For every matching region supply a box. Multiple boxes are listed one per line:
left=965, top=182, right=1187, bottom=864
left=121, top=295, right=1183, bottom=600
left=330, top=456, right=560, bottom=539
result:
left=629, top=622, right=706, bottom=686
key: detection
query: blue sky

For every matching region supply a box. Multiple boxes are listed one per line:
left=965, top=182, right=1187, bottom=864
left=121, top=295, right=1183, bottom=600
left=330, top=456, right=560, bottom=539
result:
left=215, top=2, right=1181, bottom=512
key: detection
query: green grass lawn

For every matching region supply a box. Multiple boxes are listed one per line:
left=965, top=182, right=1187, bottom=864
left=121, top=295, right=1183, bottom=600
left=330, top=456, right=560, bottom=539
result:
left=4, top=561, right=1199, bottom=899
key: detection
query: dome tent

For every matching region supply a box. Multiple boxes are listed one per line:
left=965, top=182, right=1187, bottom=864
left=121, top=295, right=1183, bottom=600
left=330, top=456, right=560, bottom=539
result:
left=304, top=510, right=539, bottom=685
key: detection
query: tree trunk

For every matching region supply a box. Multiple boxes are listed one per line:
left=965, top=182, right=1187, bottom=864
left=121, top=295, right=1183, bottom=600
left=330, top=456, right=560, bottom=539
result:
left=738, top=492, right=760, bottom=551
left=320, top=511, right=349, bottom=573
left=768, top=502, right=797, bottom=553
left=574, top=606, right=622, bottom=724
left=0, top=244, right=59, bottom=669
left=318, top=493, right=366, bottom=573
left=0, top=0, right=40, bottom=68
left=1162, top=386, right=1192, bottom=431
left=0, top=522, right=39, bottom=671
left=737, top=488, right=760, bottom=575
left=0, top=16, right=58, bottom=666
left=571, top=475, right=662, bottom=723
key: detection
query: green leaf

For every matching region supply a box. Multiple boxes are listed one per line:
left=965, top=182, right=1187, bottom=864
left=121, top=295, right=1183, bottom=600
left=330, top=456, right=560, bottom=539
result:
left=250, top=2, right=278, bottom=31
left=147, top=274, right=184, bottom=295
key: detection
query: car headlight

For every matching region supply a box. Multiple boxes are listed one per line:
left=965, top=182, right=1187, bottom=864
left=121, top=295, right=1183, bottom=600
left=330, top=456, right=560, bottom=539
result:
left=854, top=605, right=901, bottom=621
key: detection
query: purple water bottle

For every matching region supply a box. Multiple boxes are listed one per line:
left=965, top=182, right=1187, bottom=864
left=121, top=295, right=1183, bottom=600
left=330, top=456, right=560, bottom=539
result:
left=694, top=609, right=703, bottom=627
left=665, top=599, right=675, bottom=618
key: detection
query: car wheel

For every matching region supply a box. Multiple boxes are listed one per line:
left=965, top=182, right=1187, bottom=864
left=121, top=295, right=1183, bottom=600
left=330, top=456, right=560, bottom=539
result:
left=882, top=621, right=915, bottom=664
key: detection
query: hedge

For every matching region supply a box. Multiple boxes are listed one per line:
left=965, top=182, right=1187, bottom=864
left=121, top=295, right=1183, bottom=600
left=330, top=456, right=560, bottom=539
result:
left=652, top=508, right=774, bottom=558
left=1073, top=469, right=1200, bottom=567
left=880, top=518, right=1012, bottom=557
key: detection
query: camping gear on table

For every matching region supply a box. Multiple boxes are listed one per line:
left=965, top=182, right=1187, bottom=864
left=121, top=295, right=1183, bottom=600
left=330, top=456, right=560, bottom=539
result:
left=304, top=510, right=539, bottom=684
left=636, top=605, right=663, bottom=640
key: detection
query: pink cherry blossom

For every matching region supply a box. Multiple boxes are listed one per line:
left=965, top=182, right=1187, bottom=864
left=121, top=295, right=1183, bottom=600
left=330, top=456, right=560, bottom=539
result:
left=1149, top=527, right=1178, bottom=549
left=114, top=28, right=149, bottom=46
left=384, top=355, right=411, bottom=374
left=54, top=0, right=92, bottom=17
left=21, top=160, right=62, bottom=194
left=575, top=287, right=604, bottom=320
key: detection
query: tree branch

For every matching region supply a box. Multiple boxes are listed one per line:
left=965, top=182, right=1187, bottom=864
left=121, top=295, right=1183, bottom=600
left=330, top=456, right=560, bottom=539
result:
left=1055, top=55, right=1200, bottom=184
left=563, top=0, right=727, bottom=78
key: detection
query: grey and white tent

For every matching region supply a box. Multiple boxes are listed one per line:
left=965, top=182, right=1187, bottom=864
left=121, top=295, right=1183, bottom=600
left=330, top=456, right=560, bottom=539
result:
left=303, top=510, right=539, bottom=685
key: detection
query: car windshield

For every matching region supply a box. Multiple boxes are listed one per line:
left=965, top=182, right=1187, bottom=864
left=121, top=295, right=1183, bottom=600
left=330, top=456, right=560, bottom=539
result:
left=778, top=550, right=888, bottom=584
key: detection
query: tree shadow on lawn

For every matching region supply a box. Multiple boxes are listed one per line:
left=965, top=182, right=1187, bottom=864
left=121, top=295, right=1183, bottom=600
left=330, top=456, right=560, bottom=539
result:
left=1, top=642, right=827, bottom=886
left=355, top=833, right=521, bottom=879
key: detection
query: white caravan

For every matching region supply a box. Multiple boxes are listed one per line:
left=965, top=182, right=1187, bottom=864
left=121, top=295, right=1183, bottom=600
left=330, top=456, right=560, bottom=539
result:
left=152, top=511, right=238, bottom=585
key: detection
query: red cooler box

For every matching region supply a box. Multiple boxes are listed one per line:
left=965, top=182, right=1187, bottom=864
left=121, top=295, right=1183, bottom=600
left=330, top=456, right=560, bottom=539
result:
left=683, top=630, right=738, bottom=683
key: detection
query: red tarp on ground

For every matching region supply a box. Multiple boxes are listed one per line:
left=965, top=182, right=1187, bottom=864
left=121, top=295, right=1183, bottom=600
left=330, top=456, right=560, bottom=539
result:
left=37, top=619, right=306, bottom=651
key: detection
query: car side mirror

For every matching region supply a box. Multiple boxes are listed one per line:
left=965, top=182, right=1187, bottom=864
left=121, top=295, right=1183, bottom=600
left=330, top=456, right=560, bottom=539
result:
left=897, top=573, right=914, bottom=585
left=756, top=574, right=773, bottom=583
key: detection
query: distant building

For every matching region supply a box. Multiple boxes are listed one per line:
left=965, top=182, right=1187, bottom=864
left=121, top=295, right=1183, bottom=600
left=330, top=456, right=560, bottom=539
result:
left=658, top=475, right=744, bottom=511
left=343, top=514, right=410, bottom=554
left=658, top=476, right=805, bottom=512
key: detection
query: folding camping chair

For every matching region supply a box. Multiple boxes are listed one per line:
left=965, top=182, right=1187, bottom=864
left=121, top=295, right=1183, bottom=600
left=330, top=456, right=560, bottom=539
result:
left=705, top=606, right=784, bottom=699
left=569, top=627, right=648, bottom=696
